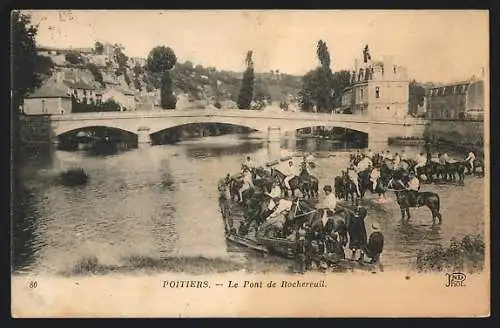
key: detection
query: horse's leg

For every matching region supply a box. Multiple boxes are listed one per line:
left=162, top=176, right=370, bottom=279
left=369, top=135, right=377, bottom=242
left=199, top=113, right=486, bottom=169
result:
left=406, top=208, right=411, bottom=221
left=400, top=207, right=406, bottom=220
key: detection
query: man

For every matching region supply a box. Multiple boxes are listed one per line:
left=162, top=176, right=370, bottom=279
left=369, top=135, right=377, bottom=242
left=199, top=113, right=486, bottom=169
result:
left=347, top=164, right=361, bottom=197
left=311, top=185, right=337, bottom=240
left=439, top=152, right=450, bottom=165
left=258, top=197, right=294, bottom=238
left=366, top=222, right=384, bottom=264
left=284, top=160, right=300, bottom=190
left=305, top=152, right=315, bottom=163
left=384, top=150, right=393, bottom=161
left=243, top=156, right=255, bottom=171
left=357, top=155, right=373, bottom=172
left=465, top=150, right=476, bottom=173
left=370, top=166, right=381, bottom=192
left=265, top=180, right=283, bottom=210
left=400, top=150, right=407, bottom=161
left=406, top=171, right=420, bottom=207
left=393, top=152, right=401, bottom=169
left=365, top=148, right=374, bottom=160
left=414, top=152, right=427, bottom=174
left=238, top=167, right=254, bottom=203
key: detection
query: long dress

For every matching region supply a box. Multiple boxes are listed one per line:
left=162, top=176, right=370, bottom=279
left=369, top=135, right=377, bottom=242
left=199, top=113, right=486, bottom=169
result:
left=347, top=211, right=367, bottom=250
left=366, top=231, right=384, bottom=258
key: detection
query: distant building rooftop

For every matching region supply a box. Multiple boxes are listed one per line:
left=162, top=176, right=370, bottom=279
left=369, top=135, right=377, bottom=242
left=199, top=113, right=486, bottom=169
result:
left=25, top=81, right=71, bottom=99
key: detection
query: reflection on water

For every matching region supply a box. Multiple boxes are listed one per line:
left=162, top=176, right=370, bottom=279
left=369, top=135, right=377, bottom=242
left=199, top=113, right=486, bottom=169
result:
left=12, top=134, right=484, bottom=275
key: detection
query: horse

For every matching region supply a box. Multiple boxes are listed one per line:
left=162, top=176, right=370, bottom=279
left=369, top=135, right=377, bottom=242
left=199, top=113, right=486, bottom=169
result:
left=444, top=161, right=466, bottom=185
left=334, top=174, right=345, bottom=200
left=341, top=171, right=360, bottom=205
left=298, top=163, right=319, bottom=199
left=238, top=193, right=273, bottom=236
left=387, top=178, right=442, bottom=225
left=358, top=168, right=387, bottom=199
left=229, top=176, right=254, bottom=204
left=271, top=167, right=313, bottom=199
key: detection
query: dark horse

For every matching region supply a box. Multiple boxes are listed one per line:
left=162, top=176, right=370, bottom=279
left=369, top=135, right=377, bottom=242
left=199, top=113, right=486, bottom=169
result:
left=238, top=193, right=273, bottom=236
left=358, top=168, right=387, bottom=199
left=387, top=178, right=442, bottom=225
left=271, top=167, right=318, bottom=199
left=340, top=171, right=360, bottom=205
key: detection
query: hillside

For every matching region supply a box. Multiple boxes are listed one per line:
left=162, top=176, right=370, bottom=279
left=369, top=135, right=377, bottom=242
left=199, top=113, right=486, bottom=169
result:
left=36, top=44, right=303, bottom=110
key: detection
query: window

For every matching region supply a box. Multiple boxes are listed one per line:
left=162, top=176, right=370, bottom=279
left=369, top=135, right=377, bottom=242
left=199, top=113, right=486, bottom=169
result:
left=375, top=86, right=380, bottom=98
left=360, top=88, right=364, bottom=100
left=41, top=100, right=46, bottom=113
left=386, top=106, right=390, bottom=110
left=453, top=86, right=457, bottom=94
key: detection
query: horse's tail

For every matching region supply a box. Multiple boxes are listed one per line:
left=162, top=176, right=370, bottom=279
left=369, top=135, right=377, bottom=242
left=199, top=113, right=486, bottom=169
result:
left=435, top=193, right=440, bottom=213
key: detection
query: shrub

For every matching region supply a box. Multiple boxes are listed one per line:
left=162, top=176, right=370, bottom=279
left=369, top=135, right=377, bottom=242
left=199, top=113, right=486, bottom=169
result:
left=416, top=234, right=485, bottom=274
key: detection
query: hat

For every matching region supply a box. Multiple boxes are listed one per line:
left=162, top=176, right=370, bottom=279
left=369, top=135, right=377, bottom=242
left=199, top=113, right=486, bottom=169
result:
left=372, top=222, right=381, bottom=230
left=323, top=185, right=333, bottom=192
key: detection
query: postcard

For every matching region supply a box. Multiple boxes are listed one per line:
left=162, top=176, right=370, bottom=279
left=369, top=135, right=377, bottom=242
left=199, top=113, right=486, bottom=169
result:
left=11, top=9, right=490, bottom=317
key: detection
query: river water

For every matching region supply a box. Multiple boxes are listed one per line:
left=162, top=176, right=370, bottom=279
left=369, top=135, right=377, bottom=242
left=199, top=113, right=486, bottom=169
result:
left=12, top=135, right=485, bottom=275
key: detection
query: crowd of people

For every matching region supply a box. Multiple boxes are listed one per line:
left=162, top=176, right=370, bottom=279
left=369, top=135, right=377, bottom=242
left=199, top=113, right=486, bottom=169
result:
left=218, top=146, right=481, bottom=272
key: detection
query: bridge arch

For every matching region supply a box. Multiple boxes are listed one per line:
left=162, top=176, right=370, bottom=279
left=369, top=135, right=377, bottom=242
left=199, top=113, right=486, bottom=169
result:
left=54, top=122, right=138, bottom=137
left=147, top=118, right=267, bottom=135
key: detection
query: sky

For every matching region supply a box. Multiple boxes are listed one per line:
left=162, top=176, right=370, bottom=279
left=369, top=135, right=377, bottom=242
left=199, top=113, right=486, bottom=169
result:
left=23, top=10, right=489, bottom=83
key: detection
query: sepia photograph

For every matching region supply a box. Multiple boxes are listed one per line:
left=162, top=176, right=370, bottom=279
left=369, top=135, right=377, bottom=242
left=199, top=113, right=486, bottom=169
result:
left=11, top=10, right=490, bottom=317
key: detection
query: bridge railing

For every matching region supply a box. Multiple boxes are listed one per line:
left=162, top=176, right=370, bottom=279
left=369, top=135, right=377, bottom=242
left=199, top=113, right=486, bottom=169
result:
left=50, top=108, right=427, bottom=125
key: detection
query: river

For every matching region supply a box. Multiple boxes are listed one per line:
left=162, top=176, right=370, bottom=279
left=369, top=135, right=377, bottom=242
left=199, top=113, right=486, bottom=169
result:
left=12, top=134, right=485, bottom=275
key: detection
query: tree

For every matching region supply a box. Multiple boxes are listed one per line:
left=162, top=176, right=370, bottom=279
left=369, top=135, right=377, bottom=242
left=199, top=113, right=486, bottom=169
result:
left=86, top=63, right=104, bottom=86
left=133, top=64, right=144, bottom=77
left=146, top=46, right=178, bottom=109
left=237, top=50, right=254, bottom=109
left=297, top=40, right=335, bottom=112
left=146, top=46, right=177, bottom=73
left=409, top=80, right=426, bottom=116
left=94, top=41, right=104, bottom=55
left=65, top=52, right=84, bottom=65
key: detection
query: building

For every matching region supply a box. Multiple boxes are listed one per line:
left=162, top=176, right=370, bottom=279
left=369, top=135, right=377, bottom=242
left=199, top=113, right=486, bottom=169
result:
left=426, top=78, right=484, bottom=121
left=339, top=54, right=410, bottom=120
left=101, top=86, right=136, bottom=111
left=23, top=81, right=72, bottom=115
left=63, top=80, right=100, bottom=105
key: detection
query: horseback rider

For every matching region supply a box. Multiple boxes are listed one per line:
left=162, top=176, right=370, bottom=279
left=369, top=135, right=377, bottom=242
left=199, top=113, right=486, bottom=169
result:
left=465, top=150, right=476, bottom=173
left=439, top=152, right=450, bottom=165
left=347, top=164, right=361, bottom=197
left=243, top=155, right=255, bottom=171
left=393, top=152, right=401, bottom=169
left=284, top=160, right=300, bottom=191
left=357, top=154, right=372, bottom=172
left=238, top=167, right=254, bottom=203
left=405, top=171, right=420, bottom=206
left=370, top=165, right=381, bottom=192
left=400, top=150, right=407, bottom=161
left=365, top=148, right=374, bottom=160
left=414, top=152, right=427, bottom=173
left=383, top=150, right=393, bottom=161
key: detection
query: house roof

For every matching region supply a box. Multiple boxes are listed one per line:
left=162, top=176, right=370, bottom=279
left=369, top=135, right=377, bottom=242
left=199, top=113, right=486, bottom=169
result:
left=25, top=81, right=71, bottom=99
left=103, top=86, right=135, bottom=96
left=65, top=80, right=96, bottom=90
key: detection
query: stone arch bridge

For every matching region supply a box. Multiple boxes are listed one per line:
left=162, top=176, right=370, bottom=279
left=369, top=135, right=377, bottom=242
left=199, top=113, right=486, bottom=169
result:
left=49, top=109, right=426, bottom=145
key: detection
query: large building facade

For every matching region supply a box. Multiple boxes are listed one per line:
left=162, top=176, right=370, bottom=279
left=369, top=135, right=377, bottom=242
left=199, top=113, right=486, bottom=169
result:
left=340, top=55, right=410, bottom=120
left=425, top=78, right=484, bottom=121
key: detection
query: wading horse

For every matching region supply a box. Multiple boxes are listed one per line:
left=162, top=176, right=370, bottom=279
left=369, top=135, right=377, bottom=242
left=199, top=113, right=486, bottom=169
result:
left=271, top=167, right=317, bottom=199
left=387, top=178, right=442, bottom=225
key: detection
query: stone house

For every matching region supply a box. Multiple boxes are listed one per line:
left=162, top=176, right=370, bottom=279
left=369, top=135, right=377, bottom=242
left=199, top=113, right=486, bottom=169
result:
left=23, top=81, right=72, bottom=115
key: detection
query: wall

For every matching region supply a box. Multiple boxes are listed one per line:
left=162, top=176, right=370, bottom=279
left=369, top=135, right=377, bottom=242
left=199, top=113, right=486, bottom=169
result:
left=24, top=97, right=71, bottom=115
left=367, top=80, right=409, bottom=120
left=102, top=89, right=136, bottom=110
left=19, top=115, right=53, bottom=144
left=423, top=120, right=484, bottom=147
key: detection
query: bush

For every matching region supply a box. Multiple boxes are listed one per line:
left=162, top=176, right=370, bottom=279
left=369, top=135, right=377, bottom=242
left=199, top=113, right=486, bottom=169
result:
left=86, top=63, right=104, bottom=86
left=65, top=52, right=83, bottom=65
left=416, top=234, right=485, bottom=274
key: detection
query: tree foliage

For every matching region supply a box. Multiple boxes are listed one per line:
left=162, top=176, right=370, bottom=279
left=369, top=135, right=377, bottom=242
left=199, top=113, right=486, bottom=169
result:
left=146, top=46, right=177, bottom=73
left=146, top=46, right=177, bottom=109
left=94, top=41, right=104, bottom=55
left=160, top=71, right=177, bottom=109
left=86, top=63, right=104, bottom=86
left=65, top=52, right=84, bottom=65
left=409, top=80, right=427, bottom=116
left=298, top=40, right=336, bottom=112
left=11, top=10, right=52, bottom=111
left=237, top=50, right=254, bottom=109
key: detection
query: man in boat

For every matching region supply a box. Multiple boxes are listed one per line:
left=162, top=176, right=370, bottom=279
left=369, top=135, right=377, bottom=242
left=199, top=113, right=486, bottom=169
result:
left=256, top=197, right=294, bottom=238
left=238, top=167, right=254, bottom=204
left=283, top=160, right=301, bottom=191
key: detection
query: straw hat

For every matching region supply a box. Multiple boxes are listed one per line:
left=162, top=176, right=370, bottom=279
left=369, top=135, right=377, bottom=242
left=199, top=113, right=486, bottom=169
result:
left=372, top=222, right=381, bottom=231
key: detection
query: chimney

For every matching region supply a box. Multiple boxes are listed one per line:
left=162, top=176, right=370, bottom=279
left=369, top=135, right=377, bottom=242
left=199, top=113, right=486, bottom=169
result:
left=383, top=55, right=394, bottom=78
